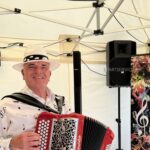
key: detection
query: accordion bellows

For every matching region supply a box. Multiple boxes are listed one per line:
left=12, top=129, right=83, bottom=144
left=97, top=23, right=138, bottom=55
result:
left=35, top=112, right=114, bottom=150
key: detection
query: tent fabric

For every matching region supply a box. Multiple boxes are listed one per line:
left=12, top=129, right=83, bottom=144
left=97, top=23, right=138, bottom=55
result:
left=0, top=0, right=150, bottom=62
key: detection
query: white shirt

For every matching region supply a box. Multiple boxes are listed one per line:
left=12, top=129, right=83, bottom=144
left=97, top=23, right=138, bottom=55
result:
left=0, top=86, right=71, bottom=150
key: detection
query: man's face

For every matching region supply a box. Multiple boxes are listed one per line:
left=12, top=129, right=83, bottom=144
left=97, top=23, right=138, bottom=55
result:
left=22, top=61, right=51, bottom=90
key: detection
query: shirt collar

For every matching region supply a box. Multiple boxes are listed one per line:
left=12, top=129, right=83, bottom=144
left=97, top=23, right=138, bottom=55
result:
left=20, top=86, right=54, bottom=103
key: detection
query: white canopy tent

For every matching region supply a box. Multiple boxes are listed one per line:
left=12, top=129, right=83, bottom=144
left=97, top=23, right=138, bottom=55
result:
left=0, top=0, right=150, bottom=149
left=0, top=0, right=150, bottom=61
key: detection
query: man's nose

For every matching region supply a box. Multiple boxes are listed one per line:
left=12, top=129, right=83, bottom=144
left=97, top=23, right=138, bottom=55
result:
left=35, top=67, right=42, bottom=73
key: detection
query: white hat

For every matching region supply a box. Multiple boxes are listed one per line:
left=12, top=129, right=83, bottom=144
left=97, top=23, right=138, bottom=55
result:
left=13, top=48, right=60, bottom=71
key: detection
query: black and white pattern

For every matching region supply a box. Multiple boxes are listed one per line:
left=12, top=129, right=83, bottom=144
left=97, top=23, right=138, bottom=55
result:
left=0, top=107, right=6, bottom=119
left=50, top=118, right=78, bottom=150
left=24, top=54, right=49, bottom=62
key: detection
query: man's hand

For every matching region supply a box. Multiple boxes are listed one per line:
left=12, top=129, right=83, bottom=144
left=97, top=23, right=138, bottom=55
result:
left=10, top=131, right=40, bottom=150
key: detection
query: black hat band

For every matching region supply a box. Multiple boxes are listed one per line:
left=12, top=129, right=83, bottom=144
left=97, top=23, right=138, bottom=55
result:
left=24, top=54, right=49, bottom=62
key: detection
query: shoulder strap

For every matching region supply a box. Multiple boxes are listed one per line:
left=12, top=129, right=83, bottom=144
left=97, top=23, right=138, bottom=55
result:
left=54, top=95, right=65, bottom=114
left=2, top=92, right=59, bottom=114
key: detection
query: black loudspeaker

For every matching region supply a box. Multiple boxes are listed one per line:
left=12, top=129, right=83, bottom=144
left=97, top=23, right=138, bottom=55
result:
left=73, top=51, right=82, bottom=114
left=106, top=40, right=136, bottom=87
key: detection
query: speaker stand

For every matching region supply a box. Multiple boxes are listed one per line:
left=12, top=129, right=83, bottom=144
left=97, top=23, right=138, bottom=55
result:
left=116, top=87, right=123, bottom=150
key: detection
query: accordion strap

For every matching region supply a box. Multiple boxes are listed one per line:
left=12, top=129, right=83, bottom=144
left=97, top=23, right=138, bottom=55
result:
left=2, top=92, right=58, bottom=114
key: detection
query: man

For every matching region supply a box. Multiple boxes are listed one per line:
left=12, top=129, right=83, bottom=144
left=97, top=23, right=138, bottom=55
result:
left=0, top=48, right=71, bottom=149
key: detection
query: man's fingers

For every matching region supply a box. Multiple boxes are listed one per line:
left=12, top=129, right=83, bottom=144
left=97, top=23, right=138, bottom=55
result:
left=29, top=140, right=40, bottom=147
left=26, top=132, right=41, bottom=147
left=10, top=131, right=41, bottom=149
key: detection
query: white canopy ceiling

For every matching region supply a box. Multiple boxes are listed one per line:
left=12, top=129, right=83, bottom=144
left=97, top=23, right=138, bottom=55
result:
left=0, top=0, right=150, bottom=63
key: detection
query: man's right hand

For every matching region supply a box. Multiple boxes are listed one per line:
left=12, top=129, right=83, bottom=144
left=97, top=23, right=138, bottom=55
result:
left=9, top=131, right=40, bottom=150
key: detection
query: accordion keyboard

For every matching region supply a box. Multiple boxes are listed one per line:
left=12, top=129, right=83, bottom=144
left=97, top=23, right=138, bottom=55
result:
left=37, top=119, right=50, bottom=150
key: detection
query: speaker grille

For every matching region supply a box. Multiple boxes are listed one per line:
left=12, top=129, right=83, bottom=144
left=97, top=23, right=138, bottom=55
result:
left=106, top=40, right=136, bottom=87
left=109, top=58, right=131, bottom=86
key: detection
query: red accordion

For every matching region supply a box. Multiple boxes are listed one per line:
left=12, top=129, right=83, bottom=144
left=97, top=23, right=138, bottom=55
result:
left=35, top=112, right=114, bottom=150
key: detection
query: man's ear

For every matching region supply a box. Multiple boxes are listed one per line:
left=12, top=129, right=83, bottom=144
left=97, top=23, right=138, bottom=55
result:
left=48, top=71, right=51, bottom=81
left=21, top=70, right=24, bottom=75
left=21, top=70, right=25, bottom=80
